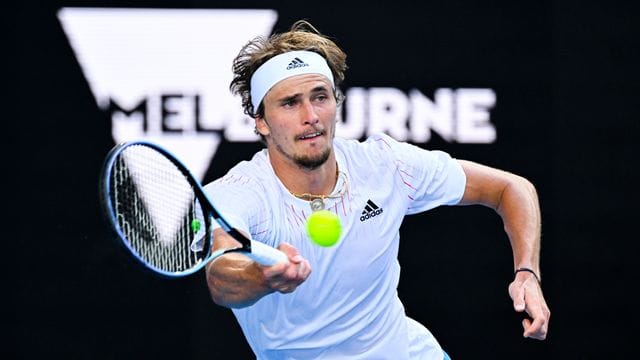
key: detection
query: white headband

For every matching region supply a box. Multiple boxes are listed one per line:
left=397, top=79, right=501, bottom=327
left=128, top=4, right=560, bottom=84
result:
left=250, top=50, right=335, bottom=111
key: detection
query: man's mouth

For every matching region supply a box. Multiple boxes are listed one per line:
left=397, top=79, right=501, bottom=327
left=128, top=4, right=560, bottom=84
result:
left=298, top=131, right=323, bottom=140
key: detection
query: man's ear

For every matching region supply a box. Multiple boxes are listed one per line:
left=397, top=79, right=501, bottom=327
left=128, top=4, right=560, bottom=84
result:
left=255, top=116, right=270, bottom=137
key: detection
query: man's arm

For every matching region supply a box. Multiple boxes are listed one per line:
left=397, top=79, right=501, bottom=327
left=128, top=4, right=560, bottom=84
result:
left=457, top=159, right=550, bottom=340
left=205, top=228, right=312, bottom=308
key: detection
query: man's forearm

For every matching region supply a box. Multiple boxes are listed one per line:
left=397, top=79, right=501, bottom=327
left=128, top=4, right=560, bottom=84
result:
left=206, top=254, right=273, bottom=308
left=497, top=175, right=542, bottom=277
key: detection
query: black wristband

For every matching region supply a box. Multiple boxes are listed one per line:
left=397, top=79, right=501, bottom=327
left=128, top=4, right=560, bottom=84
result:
left=514, top=267, right=541, bottom=283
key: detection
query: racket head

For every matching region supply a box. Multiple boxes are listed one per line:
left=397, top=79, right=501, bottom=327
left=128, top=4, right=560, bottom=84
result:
left=99, top=141, right=244, bottom=277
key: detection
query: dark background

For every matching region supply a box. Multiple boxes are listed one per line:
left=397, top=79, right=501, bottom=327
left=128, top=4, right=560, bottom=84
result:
left=10, top=0, right=639, bottom=358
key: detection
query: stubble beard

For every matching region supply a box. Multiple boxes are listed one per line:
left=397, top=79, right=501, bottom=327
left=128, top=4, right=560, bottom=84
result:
left=291, top=126, right=334, bottom=170
left=268, top=118, right=336, bottom=170
left=274, top=141, right=331, bottom=170
left=293, top=147, right=331, bottom=170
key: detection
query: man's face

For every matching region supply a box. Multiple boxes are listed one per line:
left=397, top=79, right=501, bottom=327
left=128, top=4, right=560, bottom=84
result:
left=256, top=73, right=337, bottom=170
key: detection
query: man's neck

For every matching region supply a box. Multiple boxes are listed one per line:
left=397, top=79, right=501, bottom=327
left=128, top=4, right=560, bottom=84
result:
left=268, top=150, right=338, bottom=197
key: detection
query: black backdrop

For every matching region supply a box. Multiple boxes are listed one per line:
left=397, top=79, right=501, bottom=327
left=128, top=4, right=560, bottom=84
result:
left=10, top=1, right=639, bottom=359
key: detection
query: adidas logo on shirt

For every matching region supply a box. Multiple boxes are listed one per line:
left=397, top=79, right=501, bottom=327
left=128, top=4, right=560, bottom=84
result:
left=360, top=199, right=384, bottom=222
left=286, top=57, right=309, bottom=70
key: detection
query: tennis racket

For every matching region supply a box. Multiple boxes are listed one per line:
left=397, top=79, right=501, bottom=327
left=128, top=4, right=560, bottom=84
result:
left=100, top=141, right=288, bottom=277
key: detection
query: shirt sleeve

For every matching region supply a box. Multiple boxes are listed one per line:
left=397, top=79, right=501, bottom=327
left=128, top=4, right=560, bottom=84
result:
left=203, top=170, right=273, bottom=245
left=366, top=133, right=467, bottom=215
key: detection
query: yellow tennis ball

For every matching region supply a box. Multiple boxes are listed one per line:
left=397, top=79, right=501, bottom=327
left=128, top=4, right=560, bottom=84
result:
left=306, top=210, right=342, bottom=247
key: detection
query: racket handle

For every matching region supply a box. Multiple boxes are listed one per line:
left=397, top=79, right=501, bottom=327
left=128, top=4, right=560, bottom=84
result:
left=248, top=240, right=289, bottom=266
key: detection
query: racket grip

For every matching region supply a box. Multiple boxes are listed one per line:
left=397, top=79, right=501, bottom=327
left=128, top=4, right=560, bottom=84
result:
left=248, top=240, right=289, bottom=266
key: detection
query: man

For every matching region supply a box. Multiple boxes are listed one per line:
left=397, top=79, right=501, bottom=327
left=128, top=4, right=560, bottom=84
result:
left=204, top=20, right=550, bottom=359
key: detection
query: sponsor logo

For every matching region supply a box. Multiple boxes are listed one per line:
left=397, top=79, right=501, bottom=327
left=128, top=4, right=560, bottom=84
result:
left=58, top=8, right=278, bottom=180
left=286, top=57, right=309, bottom=70
left=360, top=199, right=384, bottom=222
left=58, top=8, right=498, bottom=183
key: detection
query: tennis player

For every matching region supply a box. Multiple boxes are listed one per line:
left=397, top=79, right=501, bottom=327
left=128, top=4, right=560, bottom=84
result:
left=204, top=20, right=550, bottom=359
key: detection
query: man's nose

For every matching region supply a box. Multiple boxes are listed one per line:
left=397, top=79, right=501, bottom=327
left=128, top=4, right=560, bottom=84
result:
left=301, top=100, right=319, bottom=125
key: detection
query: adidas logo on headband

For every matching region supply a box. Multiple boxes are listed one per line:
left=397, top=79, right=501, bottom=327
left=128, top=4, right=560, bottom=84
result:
left=286, top=57, right=309, bottom=70
left=250, top=50, right=335, bottom=110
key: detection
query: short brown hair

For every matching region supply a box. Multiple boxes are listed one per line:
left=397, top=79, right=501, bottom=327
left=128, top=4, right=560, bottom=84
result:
left=230, top=20, right=347, bottom=118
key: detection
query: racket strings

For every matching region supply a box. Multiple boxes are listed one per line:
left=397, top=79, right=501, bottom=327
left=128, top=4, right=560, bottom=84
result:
left=112, top=145, right=207, bottom=273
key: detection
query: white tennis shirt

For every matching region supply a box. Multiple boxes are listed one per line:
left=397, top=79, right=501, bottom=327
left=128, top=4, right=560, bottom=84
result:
left=204, top=133, right=466, bottom=359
